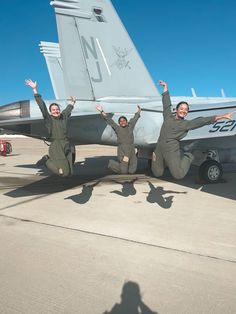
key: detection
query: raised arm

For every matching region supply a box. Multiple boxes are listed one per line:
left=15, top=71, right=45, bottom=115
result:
left=25, top=79, right=49, bottom=119
left=159, top=80, right=173, bottom=119
left=129, top=105, right=141, bottom=127
left=96, top=104, right=107, bottom=117
left=185, top=111, right=235, bottom=131
left=185, top=116, right=216, bottom=130
left=159, top=80, right=168, bottom=93
left=214, top=111, right=235, bottom=121
left=61, top=96, right=77, bottom=118
left=69, top=96, right=77, bottom=108
left=96, top=104, right=118, bottom=130
left=25, top=79, right=38, bottom=94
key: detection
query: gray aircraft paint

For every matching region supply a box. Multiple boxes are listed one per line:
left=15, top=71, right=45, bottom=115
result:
left=1, top=0, right=236, bottom=166
left=39, top=42, right=67, bottom=100
left=51, top=0, right=159, bottom=99
left=81, top=36, right=103, bottom=83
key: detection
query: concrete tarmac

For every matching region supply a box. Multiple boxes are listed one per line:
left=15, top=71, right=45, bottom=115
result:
left=0, top=137, right=235, bottom=314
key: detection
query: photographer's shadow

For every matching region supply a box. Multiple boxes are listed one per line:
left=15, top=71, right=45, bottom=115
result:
left=103, top=281, right=158, bottom=314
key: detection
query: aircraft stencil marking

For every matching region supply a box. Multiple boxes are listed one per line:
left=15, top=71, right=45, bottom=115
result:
left=111, top=46, right=132, bottom=70
left=209, top=120, right=236, bottom=133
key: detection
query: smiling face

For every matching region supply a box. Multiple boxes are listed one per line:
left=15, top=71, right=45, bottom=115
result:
left=118, top=116, right=128, bottom=127
left=49, top=104, right=61, bottom=118
left=175, top=102, right=189, bottom=119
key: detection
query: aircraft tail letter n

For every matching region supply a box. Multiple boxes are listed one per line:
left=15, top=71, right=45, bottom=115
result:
left=50, top=0, right=159, bottom=100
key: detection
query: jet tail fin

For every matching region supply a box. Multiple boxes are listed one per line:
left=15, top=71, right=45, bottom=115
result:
left=50, top=0, right=159, bottom=101
left=39, top=41, right=67, bottom=100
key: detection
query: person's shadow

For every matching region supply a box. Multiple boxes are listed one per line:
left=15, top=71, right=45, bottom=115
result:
left=65, top=180, right=100, bottom=204
left=110, top=178, right=137, bottom=197
left=145, top=181, right=187, bottom=209
left=103, top=281, right=158, bottom=314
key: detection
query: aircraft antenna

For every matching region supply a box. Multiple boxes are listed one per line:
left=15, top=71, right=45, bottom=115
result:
left=191, top=88, right=197, bottom=97
left=221, top=88, right=226, bottom=97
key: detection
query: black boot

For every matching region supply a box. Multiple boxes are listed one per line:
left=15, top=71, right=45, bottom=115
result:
left=36, top=155, right=49, bottom=168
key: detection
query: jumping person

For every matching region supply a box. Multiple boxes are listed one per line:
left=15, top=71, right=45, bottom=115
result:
left=25, top=79, right=76, bottom=177
left=151, top=80, right=234, bottom=180
left=96, top=104, right=141, bottom=174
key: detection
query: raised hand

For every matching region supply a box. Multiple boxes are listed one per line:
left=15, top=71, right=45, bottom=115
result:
left=224, top=111, right=235, bottom=120
left=96, top=104, right=103, bottom=112
left=159, top=80, right=167, bottom=86
left=215, top=111, right=235, bottom=122
left=159, top=80, right=168, bottom=92
left=69, top=96, right=77, bottom=105
left=25, top=79, right=37, bottom=90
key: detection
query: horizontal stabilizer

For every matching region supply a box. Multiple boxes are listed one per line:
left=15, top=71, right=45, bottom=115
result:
left=39, top=41, right=67, bottom=100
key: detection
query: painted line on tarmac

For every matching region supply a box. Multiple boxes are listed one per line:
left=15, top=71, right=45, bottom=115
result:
left=0, top=213, right=235, bottom=265
left=0, top=194, right=48, bottom=211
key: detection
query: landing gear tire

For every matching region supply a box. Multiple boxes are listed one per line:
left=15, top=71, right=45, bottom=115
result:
left=148, top=159, right=152, bottom=169
left=199, top=160, right=223, bottom=183
left=71, top=145, right=76, bottom=165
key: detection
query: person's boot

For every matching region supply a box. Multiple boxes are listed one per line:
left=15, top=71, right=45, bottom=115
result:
left=36, top=155, right=49, bottom=168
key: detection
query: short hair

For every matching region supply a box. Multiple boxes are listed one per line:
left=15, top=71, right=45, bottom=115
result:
left=118, top=116, right=128, bottom=124
left=176, top=101, right=189, bottom=111
left=49, top=103, right=60, bottom=112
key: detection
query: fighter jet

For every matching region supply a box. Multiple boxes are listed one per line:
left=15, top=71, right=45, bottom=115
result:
left=0, top=0, right=236, bottom=183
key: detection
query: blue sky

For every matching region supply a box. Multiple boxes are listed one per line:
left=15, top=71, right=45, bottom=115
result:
left=0, top=0, right=236, bottom=105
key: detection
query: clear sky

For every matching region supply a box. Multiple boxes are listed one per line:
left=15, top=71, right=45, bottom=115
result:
left=0, top=0, right=236, bottom=105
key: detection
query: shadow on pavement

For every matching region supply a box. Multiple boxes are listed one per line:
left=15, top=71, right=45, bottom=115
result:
left=65, top=181, right=100, bottom=204
left=163, top=164, right=236, bottom=201
left=144, top=181, right=187, bottom=209
left=4, top=156, right=148, bottom=198
left=3, top=156, right=236, bottom=201
left=110, top=178, right=137, bottom=197
left=103, top=281, right=158, bottom=314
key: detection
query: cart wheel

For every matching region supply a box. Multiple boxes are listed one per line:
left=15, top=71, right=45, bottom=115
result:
left=6, top=142, right=12, bottom=154
left=148, top=159, right=152, bottom=169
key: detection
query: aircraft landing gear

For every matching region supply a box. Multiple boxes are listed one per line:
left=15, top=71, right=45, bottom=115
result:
left=148, top=158, right=152, bottom=169
left=71, top=145, right=76, bottom=165
left=198, top=159, right=223, bottom=183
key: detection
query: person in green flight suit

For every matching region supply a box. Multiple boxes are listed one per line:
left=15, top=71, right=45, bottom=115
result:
left=26, top=79, right=76, bottom=177
left=151, top=80, right=234, bottom=180
left=96, top=104, right=141, bottom=174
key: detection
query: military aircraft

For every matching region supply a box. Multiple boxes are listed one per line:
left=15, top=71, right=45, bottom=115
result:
left=0, top=0, right=236, bottom=183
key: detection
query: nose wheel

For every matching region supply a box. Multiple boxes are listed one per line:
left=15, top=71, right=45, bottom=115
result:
left=199, top=160, right=223, bottom=183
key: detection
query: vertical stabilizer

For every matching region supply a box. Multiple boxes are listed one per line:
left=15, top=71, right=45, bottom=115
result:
left=39, top=41, right=67, bottom=99
left=50, top=0, right=159, bottom=100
